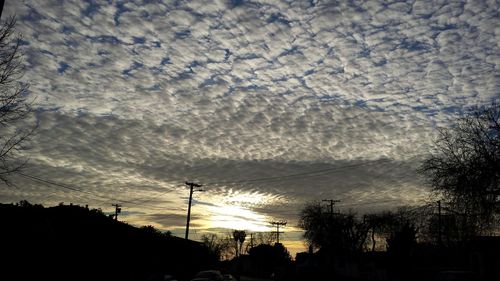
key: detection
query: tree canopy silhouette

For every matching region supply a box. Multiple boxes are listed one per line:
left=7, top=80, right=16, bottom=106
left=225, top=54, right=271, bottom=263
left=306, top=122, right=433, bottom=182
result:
left=419, top=102, right=500, bottom=236
left=232, top=229, right=246, bottom=257
left=201, top=233, right=233, bottom=261
left=247, top=243, right=291, bottom=277
left=299, top=201, right=369, bottom=255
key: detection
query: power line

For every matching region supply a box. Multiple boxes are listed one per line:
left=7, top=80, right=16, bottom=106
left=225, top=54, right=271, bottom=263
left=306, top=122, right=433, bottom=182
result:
left=17, top=172, right=98, bottom=196
left=205, top=159, right=391, bottom=185
left=10, top=174, right=113, bottom=206
left=14, top=156, right=421, bottom=221
left=260, top=198, right=425, bottom=218
left=336, top=199, right=404, bottom=208
left=17, top=169, right=394, bottom=215
left=16, top=172, right=181, bottom=212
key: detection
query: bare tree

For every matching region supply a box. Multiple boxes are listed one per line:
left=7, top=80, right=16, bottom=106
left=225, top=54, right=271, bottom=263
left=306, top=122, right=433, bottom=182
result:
left=0, top=16, right=33, bottom=184
left=364, top=205, right=435, bottom=253
left=299, top=201, right=369, bottom=255
left=364, top=212, right=395, bottom=252
left=201, top=233, right=233, bottom=261
left=419, top=102, right=500, bottom=236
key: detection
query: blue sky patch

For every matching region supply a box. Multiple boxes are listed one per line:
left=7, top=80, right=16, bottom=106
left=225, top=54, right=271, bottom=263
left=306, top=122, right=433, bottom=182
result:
left=133, top=36, right=146, bottom=44
left=57, top=62, right=70, bottom=74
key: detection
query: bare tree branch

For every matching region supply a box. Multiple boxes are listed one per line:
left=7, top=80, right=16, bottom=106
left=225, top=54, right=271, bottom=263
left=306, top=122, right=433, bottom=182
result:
left=419, top=102, right=500, bottom=237
left=0, top=16, right=35, bottom=184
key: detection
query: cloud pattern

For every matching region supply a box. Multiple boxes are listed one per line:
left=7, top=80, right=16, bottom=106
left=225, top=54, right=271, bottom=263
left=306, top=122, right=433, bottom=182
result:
left=1, top=0, right=499, bottom=251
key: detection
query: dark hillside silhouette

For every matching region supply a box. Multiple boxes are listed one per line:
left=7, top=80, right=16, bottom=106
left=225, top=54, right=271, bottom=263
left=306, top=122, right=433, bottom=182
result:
left=0, top=201, right=215, bottom=281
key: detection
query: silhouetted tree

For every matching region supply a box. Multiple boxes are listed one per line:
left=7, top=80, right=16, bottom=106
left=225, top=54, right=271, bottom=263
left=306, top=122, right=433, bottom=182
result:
left=244, top=232, right=275, bottom=253
left=201, top=233, right=233, bottom=261
left=254, top=232, right=276, bottom=245
left=141, top=225, right=161, bottom=234
left=16, top=199, right=32, bottom=207
left=0, top=16, right=34, bottom=184
left=425, top=212, right=462, bottom=246
left=364, top=212, right=396, bottom=252
left=16, top=199, right=42, bottom=209
left=248, top=243, right=291, bottom=277
left=420, top=103, right=500, bottom=236
left=299, top=201, right=369, bottom=255
left=232, top=230, right=246, bottom=257
left=385, top=221, right=418, bottom=279
left=140, top=225, right=171, bottom=238
left=386, top=222, right=417, bottom=256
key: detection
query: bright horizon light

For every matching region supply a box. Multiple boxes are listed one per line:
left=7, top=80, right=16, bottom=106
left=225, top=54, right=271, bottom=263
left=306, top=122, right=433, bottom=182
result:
left=194, top=188, right=289, bottom=232
left=206, top=204, right=271, bottom=232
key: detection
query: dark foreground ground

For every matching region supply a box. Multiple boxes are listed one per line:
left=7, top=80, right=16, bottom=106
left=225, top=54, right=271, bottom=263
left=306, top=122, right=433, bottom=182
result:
left=240, top=276, right=272, bottom=281
left=2, top=202, right=499, bottom=281
left=0, top=202, right=216, bottom=281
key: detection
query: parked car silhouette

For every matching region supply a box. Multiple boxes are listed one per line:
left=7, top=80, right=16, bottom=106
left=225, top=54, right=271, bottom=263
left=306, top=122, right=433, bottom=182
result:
left=163, top=274, right=178, bottom=281
left=190, top=270, right=224, bottom=281
left=145, top=273, right=177, bottom=281
left=435, top=271, right=478, bottom=281
left=222, top=274, right=236, bottom=281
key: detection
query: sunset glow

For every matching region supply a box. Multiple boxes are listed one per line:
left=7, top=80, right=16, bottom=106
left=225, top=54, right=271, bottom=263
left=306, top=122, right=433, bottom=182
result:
left=207, top=204, right=271, bottom=232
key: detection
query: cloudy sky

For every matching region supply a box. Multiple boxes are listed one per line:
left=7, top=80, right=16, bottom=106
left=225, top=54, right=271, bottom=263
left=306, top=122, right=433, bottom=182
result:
left=1, top=0, right=498, bottom=254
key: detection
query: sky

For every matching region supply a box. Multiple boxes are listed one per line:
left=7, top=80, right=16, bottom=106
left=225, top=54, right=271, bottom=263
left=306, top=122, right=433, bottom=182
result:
left=1, top=0, right=499, bottom=256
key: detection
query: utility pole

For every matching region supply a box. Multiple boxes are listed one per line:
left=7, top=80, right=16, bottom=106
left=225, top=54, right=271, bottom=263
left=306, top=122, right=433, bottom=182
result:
left=185, top=181, right=203, bottom=240
left=112, top=204, right=122, bottom=221
left=270, top=221, right=287, bottom=244
left=322, top=199, right=340, bottom=215
left=0, top=0, right=4, bottom=19
left=438, top=200, right=442, bottom=246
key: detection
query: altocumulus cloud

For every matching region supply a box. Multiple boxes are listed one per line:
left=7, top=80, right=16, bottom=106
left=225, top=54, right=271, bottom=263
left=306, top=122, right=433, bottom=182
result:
left=1, top=0, right=499, bottom=234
